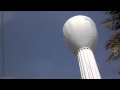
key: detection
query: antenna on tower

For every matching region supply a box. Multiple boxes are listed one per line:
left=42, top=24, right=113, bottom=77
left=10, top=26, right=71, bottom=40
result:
left=63, top=15, right=101, bottom=79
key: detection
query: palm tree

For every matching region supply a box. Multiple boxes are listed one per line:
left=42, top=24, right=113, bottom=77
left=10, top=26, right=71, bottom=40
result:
left=101, top=11, right=120, bottom=63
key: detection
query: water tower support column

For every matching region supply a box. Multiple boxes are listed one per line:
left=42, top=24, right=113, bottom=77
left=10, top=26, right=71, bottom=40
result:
left=77, top=47, right=101, bottom=79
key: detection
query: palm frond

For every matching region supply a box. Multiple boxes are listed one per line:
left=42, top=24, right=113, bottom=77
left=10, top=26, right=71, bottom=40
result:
left=102, top=15, right=120, bottom=30
left=105, top=32, right=120, bottom=63
left=101, top=11, right=120, bottom=31
left=105, top=32, right=120, bottom=50
left=105, top=11, right=120, bottom=15
left=107, top=51, right=120, bottom=63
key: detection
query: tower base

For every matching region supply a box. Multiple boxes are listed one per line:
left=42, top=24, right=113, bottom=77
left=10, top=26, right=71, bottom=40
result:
left=77, top=47, right=101, bottom=79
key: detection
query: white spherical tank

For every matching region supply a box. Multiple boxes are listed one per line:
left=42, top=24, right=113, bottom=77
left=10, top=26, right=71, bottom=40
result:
left=63, top=15, right=98, bottom=55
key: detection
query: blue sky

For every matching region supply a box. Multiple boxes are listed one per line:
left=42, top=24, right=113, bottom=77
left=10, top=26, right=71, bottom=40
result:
left=0, top=11, right=120, bottom=79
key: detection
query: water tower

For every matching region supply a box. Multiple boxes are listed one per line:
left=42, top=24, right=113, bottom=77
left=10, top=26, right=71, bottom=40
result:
left=63, top=15, right=101, bottom=79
